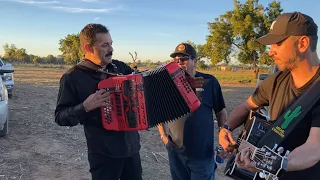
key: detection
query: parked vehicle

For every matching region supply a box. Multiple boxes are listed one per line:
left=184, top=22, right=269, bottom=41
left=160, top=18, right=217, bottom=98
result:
left=256, top=64, right=279, bottom=86
left=256, top=64, right=279, bottom=116
left=0, top=64, right=14, bottom=137
left=0, top=59, right=14, bottom=98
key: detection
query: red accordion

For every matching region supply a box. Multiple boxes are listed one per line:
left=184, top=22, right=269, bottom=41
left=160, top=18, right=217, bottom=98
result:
left=97, top=62, right=200, bottom=131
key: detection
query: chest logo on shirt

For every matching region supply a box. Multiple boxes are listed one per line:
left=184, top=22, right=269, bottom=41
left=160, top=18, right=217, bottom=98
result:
left=272, top=106, right=302, bottom=138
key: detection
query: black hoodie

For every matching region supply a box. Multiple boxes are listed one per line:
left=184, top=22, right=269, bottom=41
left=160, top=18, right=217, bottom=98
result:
left=55, top=59, right=140, bottom=158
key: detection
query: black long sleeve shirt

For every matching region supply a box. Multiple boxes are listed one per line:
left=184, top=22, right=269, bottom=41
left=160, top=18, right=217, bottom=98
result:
left=55, top=59, right=141, bottom=158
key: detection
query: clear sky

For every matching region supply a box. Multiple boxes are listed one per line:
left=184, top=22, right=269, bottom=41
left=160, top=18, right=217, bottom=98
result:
left=0, top=0, right=318, bottom=63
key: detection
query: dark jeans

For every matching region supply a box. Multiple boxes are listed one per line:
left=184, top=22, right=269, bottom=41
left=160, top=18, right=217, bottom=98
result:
left=166, top=142, right=216, bottom=180
left=88, top=152, right=143, bottom=180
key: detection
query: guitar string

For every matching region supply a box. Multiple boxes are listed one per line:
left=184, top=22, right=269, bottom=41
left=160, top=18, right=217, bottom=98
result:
left=235, top=149, right=266, bottom=165
left=240, top=146, right=279, bottom=158
left=239, top=144, right=278, bottom=158
left=236, top=139, right=280, bottom=161
left=236, top=148, right=275, bottom=168
left=231, top=142, right=279, bottom=172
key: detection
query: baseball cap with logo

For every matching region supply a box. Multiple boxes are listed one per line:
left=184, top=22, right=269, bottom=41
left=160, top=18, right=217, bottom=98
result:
left=256, top=12, right=318, bottom=45
left=170, top=43, right=197, bottom=58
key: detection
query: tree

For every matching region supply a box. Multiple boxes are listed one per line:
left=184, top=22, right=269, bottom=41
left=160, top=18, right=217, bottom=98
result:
left=3, top=43, right=29, bottom=62
left=3, top=44, right=16, bottom=59
left=137, top=59, right=142, bottom=66
left=205, top=0, right=283, bottom=73
left=2, top=43, right=63, bottom=64
left=258, top=0, right=282, bottom=66
left=145, top=59, right=153, bottom=68
left=205, top=12, right=233, bottom=65
left=129, top=51, right=138, bottom=66
left=45, top=55, right=57, bottom=64
left=14, top=48, right=29, bottom=62
left=33, top=56, right=41, bottom=64
left=184, top=41, right=207, bottom=60
left=197, top=60, right=209, bottom=70
left=59, top=33, right=83, bottom=65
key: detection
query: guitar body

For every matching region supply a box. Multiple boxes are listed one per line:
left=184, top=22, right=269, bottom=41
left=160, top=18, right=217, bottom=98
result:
left=224, top=111, right=274, bottom=180
left=224, top=155, right=257, bottom=180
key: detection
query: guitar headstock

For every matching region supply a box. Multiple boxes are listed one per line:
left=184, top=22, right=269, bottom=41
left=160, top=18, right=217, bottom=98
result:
left=253, top=144, right=289, bottom=178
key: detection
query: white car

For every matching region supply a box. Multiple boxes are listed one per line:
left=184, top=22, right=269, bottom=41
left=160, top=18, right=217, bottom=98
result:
left=0, top=65, right=14, bottom=137
left=0, top=59, right=14, bottom=98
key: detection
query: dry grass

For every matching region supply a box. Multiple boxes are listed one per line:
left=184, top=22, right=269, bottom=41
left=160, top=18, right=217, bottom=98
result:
left=13, top=66, right=67, bottom=88
left=13, top=65, right=260, bottom=87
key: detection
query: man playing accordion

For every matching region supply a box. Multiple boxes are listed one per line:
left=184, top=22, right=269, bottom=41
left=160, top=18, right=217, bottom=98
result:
left=55, top=24, right=204, bottom=180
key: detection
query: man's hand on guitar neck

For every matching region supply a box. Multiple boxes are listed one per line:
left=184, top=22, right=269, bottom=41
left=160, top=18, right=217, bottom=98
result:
left=235, top=147, right=261, bottom=173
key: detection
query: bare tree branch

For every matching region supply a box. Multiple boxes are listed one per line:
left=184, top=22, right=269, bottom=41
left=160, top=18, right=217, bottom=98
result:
left=129, top=51, right=138, bottom=64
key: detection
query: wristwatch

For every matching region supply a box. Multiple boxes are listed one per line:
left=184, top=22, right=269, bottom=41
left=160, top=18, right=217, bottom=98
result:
left=160, top=134, right=167, bottom=139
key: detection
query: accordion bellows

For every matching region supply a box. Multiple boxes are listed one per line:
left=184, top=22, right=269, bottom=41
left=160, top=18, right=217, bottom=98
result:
left=98, top=62, right=201, bottom=131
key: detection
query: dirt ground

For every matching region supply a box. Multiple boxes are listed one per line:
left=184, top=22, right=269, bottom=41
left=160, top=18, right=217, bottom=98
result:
left=0, top=77, right=255, bottom=180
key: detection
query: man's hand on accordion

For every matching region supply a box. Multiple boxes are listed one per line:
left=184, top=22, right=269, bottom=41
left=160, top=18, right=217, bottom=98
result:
left=186, top=76, right=204, bottom=89
left=83, top=89, right=110, bottom=112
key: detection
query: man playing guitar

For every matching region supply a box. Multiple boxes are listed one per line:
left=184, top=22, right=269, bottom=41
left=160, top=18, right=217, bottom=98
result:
left=219, top=12, right=320, bottom=180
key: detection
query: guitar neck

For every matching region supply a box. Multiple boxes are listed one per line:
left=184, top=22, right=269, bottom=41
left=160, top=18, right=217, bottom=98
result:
left=238, top=140, right=257, bottom=155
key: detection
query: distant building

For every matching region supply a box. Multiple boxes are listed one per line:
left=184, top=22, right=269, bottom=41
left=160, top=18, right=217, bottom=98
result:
left=217, top=62, right=228, bottom=71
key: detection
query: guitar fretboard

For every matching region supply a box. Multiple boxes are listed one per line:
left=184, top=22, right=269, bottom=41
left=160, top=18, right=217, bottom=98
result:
left=238, top=140, right=257, bottom=153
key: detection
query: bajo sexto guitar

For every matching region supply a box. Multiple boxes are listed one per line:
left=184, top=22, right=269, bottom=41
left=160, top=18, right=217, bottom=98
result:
left=224, top=111, right=289, bottom=180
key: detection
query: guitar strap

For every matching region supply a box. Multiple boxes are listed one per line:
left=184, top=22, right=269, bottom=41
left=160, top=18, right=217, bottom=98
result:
left=257, top=76, right=320, bottom=148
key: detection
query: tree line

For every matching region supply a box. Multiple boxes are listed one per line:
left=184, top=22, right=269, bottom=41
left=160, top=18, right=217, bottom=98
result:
left=0, top=43, right=167, bottom=67
left=1, top=43, right=65, bottom=64
left=1, top=0, right=282, bottom=67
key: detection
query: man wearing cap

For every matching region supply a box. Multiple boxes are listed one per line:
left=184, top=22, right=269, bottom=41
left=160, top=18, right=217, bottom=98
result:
left=157, top=43, right=228, bottom=180
left=219, top=12, right=320, bottom=179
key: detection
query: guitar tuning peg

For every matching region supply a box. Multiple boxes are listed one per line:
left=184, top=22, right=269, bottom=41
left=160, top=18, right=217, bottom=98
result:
left=259, top=172, right=266, bottom=178
left=272, top=143, right=278, bottom=151
left=277, top=147, right=284, bottom=154
left=284, top=150, right=290, bottom=157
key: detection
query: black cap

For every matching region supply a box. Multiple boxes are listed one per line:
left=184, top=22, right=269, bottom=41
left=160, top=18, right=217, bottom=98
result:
left=170, top=43, right=197, bottom=58
left=256, top=12, right=318, bottom=45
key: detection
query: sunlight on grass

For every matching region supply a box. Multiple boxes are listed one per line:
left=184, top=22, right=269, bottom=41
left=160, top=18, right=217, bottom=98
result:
left=13, top=65, right=258, bottom=87
left=14, top=66, right=66, bottom=86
